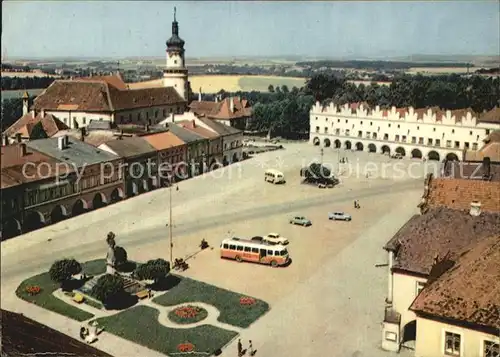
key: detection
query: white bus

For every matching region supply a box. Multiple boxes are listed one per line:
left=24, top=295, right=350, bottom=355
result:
left=220, top=237, right=290, bottom=267
left=265, top=169, right=285, bottom=184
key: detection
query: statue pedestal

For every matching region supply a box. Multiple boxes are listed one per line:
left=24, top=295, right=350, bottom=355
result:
left=106, top=265, right=116, bottom=275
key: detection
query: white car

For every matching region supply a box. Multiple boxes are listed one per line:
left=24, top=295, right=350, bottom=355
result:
left=264, top=233, right=289, bottom=245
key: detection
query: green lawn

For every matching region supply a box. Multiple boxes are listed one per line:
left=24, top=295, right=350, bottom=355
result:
left=153, top=276, right=269, bottom=328
left=94, top=306, right=237, bottom=356
left=15, top=259, right=107, bottom=321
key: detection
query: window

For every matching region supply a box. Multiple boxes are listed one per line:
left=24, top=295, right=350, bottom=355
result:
left=236, top=245, right=243, bottom=251
left=454, top=141, right=460, bottom=149
left=385, top=331, right=397, bottom=342
left=444, top=332, right=461, bottom=356
left=73, top=116, right=76, bottom=122
left=486, top=129, right=491, bottom=135
left=358, top=131, right=362, bottom=137
left=397, top=124, right=400, bottom=129
left=395, top=135, right=400, bottom=142
left=419, top=137, right=424, bottom=144
left=315, top=117, right=318, bottom=120
left=472, top=143, right=478, bottom=150
left=464, top=142, right=470, bottom=149
left=370, top=122, right=373, bottom=126
left=325, top=118, right=328, bottom=122
left=416, top=281, right=426, bottom=295
left=446, top=140, right=452, bottom=148
left=251, top=248, right=259, bottom=253
left=335, top=128, right=340, bottom=135
left=452, top=129, right=455, bottom=134
left=223, top=244, right=229, bottom=249
left=383, top=134, right=389, bottom=140
left=324, top=127, right=328, bottom=134
left=435, top=139, right=441, bottom=146
left=337, top=119, right=340, bottom=123
left=372, top=133, right=377, bottom=139
left=267, top=250, right=273, bottom=255
left=315, top=126, right=320, bottom=133
left=388, top=124, right=391, bottom=127
left=345, top=120, right=348, bottom=123
left=428, top=138, right=433, bottom=145
left=82, top=117, right=86, bottom=124
left=469, top=131, right=473, bottom=135
left=402, top=135, right=407, bottom=142
left=229, top=244, right=236, bottom=250
left=174, top=60, right=177, bottom=64
left=99, top=117, right=103, bottom=121
left=412, top=136, right=417, bottom=144
left=433, top=127, right=436, bottom=132
left=417, top=126, right=420, bottom=130
left=360, top=121, right=363, bottom=125
left=345, top=129, right=350, bottom=136
left=483, top=340, right=499, bottom=357
left=244, top=247, right=251, bottom=252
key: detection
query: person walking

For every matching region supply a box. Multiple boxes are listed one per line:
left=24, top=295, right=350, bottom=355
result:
left=248, top=340, right=254, bottom=355
left=237, top=339, right=243, bottom=356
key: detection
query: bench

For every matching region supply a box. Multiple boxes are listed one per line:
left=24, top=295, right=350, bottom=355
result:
left=136, top=290, right=150, bottom=300
left=73, top=293, right=84, bottom=304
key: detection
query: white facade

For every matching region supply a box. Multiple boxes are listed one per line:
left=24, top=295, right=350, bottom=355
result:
left=310, top=102, right=500, bottom=161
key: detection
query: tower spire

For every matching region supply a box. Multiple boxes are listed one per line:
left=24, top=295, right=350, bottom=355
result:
left=174, top=6, right=176, bottom=22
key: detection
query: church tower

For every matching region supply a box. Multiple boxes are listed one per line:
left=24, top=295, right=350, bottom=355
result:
left=163, top=7, right=189, bottom=102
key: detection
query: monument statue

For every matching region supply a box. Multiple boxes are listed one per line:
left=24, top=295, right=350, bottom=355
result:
left=106, top=232, right=116, bottom=274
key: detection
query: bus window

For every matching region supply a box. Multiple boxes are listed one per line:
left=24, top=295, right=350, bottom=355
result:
left=229, top=245, right=236, bottom=250
left=244, top=247, right=251, bottom=252
left=252, top=248, right=259, bottom=253
left=237, top=246, right=244, bottom=251
left=267, top=250, right=273, bottom=255
left=223, top=244, right=229, bottom=249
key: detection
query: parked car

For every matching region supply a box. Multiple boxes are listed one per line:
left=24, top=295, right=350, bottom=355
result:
left=328, top=212, right=352, bottom=221
left=289, top=216, right=312, bottom=226
left=264, top=233, right=289, bottom=245
left=251, top=236, right=264, bottom=242
left=391, top=153, right=403, bottom=159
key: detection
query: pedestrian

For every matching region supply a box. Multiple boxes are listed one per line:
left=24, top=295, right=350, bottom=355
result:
left=353, top=200, right=357, bottom=209
left=248, top=340, right=254, bottom=355
left=237, top=338, right=243, bottom=356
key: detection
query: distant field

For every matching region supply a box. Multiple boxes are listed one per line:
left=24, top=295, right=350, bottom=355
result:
left=128, top=75, right=307, bottom=93
left=1, top=89, right=44, bottom=101
left=1, top=71, right=60, bottom=78
left=405, top=67, right=471, bottom=75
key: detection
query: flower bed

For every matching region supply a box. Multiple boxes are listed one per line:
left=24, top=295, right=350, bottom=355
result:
left=239, top=296, right=256, bottom=306
left=177, top=342, right=195, bottom=352
left=26, top=286, right=42, bottom=296
left=168, top=305, right=208, bottom=325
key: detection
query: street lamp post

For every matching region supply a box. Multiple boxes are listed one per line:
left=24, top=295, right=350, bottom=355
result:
left=168, top=174, right=174, bottom=264
left=320, top=148, right=324, bottom=164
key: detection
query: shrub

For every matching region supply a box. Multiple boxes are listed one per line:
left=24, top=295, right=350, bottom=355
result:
left=114, top=246, right=128, bottom=267
left=49, top=259, right=82, bottom=285
left=91, top=274, right=125, bottom=303
left=134, top=258, right=170, bottom=283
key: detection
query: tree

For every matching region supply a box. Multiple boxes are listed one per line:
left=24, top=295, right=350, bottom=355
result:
left=268, top=84, right=275, bottom=93
left=281, top=85, right=289, bottom=93
left=114, top=246, right=128, bottom=267
left=0, top=98, right=23, bottom=132
left=305, top=74, right=345, bottom=102
left=49, top=259, right=82, bottom=287
left=134, top=258, right=170, bottom=283
left=91, top=274, right=125, bottom=303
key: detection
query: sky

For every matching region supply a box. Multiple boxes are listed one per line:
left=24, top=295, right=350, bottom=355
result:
left=2, top=1, right=499, bottom=59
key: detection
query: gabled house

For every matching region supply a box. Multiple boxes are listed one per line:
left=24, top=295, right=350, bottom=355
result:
left=381, top=174, right=500, bottom=352
left=189, top=96, right=252, bottom=131
left=2, top=109, right=69, bottom=143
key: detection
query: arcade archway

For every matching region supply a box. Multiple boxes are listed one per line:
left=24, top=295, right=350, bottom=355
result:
left=411, top=149, right=423, bottom=159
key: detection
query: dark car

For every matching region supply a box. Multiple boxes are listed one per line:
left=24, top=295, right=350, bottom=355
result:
left=251, top=236, right=264, bottom=242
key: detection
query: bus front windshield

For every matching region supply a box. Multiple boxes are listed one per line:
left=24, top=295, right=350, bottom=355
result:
left=281, top=249, right=288, bottom=256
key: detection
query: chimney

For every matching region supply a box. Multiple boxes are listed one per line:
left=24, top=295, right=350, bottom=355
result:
left=15, top=133, right=22, bottom=143
left=198, top=87, right=202, bottom=102
left=20, top=143, right=27, bottom=157
left=57, top=136, right=65, bottom=150
left=31, top=109, right=36, bottom=118
left=482, top=157, right=491, bottom=180
left=41, top=109, right=45, bottom=117
left=469, top=201, right=481, bottom=216
left=229, top=97, right=234, bottom=113
left=22, top=95, right=29, bottom=116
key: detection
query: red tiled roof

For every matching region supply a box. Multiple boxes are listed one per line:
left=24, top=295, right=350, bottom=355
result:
left=384, top=207, right=500, bottom=275
left=77, top=73, right=128, bottom=90
left=426, top=177, right=500, bottom=213
left=142, top=131, right=186, bottom=150
left=3, top=112, right=68, bottom=138
left=33, top=79, right=185, bottom=113
left=479, top=107, right=500, bottom=124
left=410, top=234, right=500, bottom=330
left=189, top=97, right=251, bottom=121
left=0, top=143, right=72, bottom=188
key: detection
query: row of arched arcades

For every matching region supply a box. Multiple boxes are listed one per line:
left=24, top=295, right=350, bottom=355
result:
left=2, top=188, right=125, bottom=240
left=312, top=137, right=460, bottom=162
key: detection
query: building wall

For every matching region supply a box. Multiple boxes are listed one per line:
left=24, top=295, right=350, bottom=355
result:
left=392, top=271, right=428, bottom=331
left=222, top=132, right=243, bottom=164
left=46, top=110, right=113, bottom=130
left=309, top=102, right=500, bottom=160
left=415, top=316, right=499, bottom=357
left=163, top=72, right=188, bottom=101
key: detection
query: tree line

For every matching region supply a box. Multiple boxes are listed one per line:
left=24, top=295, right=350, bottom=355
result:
left=2, top=76, right=56, bottom=91
left=305, top=73, right=499, bottom=113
